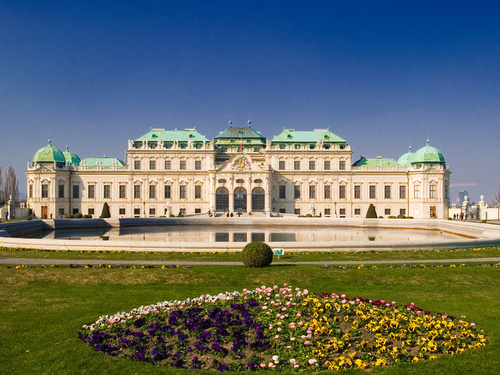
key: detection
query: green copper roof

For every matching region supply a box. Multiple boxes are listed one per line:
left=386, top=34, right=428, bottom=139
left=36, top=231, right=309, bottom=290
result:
left=82, top=157, right=125, bottom=167
left=134, top=128, right=209, bottom=142
left=412, top=140, right=445, bottom=164
left=214, top=122, right=267, bottom=146
left=397, top=147, right=415, bottom=166
left=63, top=146, right=81, bottom=166
left=33, top=140, right=66, bottom=164
left=353, top=156, right=398, bottom=167
left=271, top=128, right=346, bottom=144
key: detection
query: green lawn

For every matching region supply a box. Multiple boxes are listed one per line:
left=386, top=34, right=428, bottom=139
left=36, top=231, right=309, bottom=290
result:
left=1, top=261, right=499, bottom=374
left=1, top=246, right=500, bottom=263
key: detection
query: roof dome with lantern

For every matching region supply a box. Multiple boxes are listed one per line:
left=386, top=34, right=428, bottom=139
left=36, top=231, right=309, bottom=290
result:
left=63, top=146, right=81, bottom=166
left=412, top=140, right=446, bottom=165
left=397, top=146, right=415, bottom=166
left=33, top=140, right=66, bottom=166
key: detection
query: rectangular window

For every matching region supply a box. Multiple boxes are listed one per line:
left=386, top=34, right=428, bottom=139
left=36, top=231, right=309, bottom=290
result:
left=279, top=208, right=286, bottom=213
left=165, top=160, right=171, bottom=170
left=73, top=185, right=79, bottom=199
left=414, top=185, right=420, bottom=198
left=339, top=185, right=346, bottom=199
left=134, top=160, right=140, bottom=170
left=149, top=160, right=156, bottom=170
left=149, top=185, right=156, bottom=199
left=399, top=185, right=406, bottom=199
left=134, top=185, right=141, bottom=199
left=279, top=160, right=285, bottom=170
left=88, top=185, right=95, bottom=199
left=180, top=185, right=186, bottom=199
left=369, top=185, right=376, bottom=199
left=400, top=208, right=406, bottom=216
left=339, top=160, right=346, bottom=170
left=294, top=185, right=301, bottom=199
left=195, top=160, right=201, bottom=170
left=354, top=185, right=361, bottom=199
left=149, top=208, right=156, bottom=216
left=195, top=208, right=201, bottom=213
left=119, top=185, right=126, bottom=199
left=294, top=160, right=300, bottom=170
left=103, top=185, right=110, bottom=199
left=29, top=184, right=33, bottom=198
left=180, top=208, right=186, bottom=215
left=58, top=184, right=64, bottom=198
left=384, top=185, right=391, bottom=199
left=41, top=184, right=49, bottom=198
left=309, top=160, right=315, bottom=170
left=324, top=160, right=330, bottom=170
left=180, top=160, right=186, bottom=170
left=119, top=208, right=126, bottom=215
left=309, top=185, right=316, bottom=199
left=195, top=185, right=201, bottom=199
left=385, top=208, right=391, bottom=215
left=134, top=208, right=141, bottom=216
left=164, top=185, right=171, bottom=199
left=279, top=185, right=286, bottom=199
left=430, top=185, right=436, bottom=199
left=88, top=208, right=95, bottom=215
left=354, top=208, right=361, bottom=215
left=339, top=208, right=346, bottom=217
left=324, top=185, right=331, bottom=199
left=325, top=208, right=331, bottom=216
left=294, top=208, right=301, bottom=215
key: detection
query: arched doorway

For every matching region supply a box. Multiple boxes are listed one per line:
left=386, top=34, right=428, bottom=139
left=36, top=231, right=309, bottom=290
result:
left=252, top=187, right=265, bottom=212
left=216, top=187, right=229, bottom=212
left=234, top=187, right=247, bottom=212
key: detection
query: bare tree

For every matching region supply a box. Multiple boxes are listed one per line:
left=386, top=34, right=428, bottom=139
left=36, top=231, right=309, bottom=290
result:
left=0, top=166, right=3, bottom=204
left=3, top=166, right=19, bottom=204
left=492, top=185, right=500, bottom=207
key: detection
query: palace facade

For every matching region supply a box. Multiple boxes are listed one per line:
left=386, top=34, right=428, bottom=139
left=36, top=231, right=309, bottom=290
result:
left=26, top=123, right=451, bottom=219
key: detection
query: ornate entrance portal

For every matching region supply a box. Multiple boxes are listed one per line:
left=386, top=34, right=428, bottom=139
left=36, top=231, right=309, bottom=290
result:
left=234, top=187, right=247, bottom=212
left=215, top=187, right=229, bottom=212
left=251, top=187, right=265, bottom=212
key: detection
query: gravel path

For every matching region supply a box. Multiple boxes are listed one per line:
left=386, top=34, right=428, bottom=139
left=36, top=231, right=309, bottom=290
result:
left=1, top=257, right=500, bottom=266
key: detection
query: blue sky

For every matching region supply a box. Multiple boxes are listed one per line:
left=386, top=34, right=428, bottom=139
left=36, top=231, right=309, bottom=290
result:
left=1, top=0, right=499, bottom=203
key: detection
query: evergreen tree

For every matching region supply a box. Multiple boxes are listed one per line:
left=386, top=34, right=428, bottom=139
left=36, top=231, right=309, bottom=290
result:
left=100, top=202, right=111, bottom=218
left=3, top=166, right=19, bottom=204
left=366, top=203, right=378, bottom=218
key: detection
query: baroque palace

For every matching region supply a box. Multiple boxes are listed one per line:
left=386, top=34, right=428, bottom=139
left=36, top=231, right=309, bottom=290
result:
left=26, top=122, right=451, bottom=219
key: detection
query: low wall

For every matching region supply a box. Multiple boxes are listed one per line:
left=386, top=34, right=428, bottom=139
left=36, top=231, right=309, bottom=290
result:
left=0, top=217, right=499, bottom=252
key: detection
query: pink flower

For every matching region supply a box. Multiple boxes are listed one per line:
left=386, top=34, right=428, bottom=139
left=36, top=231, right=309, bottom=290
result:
left=308, top=359, right=317, bottom=365
left=304, top=341, right=310, bottom=345
left=294, top=364, right=299, bottom=368
left=260, top=363, right=266, bottom=368
left=275, top=335, right=280, bottom=339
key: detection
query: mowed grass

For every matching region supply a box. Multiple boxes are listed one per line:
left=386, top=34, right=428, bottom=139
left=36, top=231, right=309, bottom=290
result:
left=1, top=262, right=499, bottom=375
left=1, top=246, right=500, bottom=263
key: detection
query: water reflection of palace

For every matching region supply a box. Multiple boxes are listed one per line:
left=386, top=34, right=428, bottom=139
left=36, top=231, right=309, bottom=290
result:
left=37, top=225, right=463, bottom=243
left=27, top=122, right=450, bottom=220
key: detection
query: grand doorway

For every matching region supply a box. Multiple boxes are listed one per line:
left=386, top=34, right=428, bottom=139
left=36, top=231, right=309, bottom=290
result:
left=215, top=187, right=229, bottom=212
left=252, top=187, right=265, bottom=212
left=234, top=187, right=247, bottom=212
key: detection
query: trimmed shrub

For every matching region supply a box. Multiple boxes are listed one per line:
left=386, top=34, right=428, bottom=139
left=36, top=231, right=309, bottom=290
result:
left=388, top=215, right=396, bottom=219
left=241, top=241, right=273, bottom=268
left=26, top=216, right=32, bottom=220
left=169, top=214, right=175, bottom=218
left=366, top=204, right=378, bottom=218
left=305, top=213, right=312, bottom=217
left=100, top=202, right=111, bottom=218
left=65, top=214, right=74, bottom=219
left=83, top=214, right=92, bottom=219
left=74, top=213, right=83, bottom=218
left=397, top=214, right=406, bottom=219
left=406, top=216, right=414, bottom=219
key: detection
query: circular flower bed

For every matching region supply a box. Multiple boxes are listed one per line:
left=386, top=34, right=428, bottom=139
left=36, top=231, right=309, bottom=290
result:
left=79, top=284, right=487, bottom=371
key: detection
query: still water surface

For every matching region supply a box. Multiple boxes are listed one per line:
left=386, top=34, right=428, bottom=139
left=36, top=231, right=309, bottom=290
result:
left=28, top=225, right=467, bottom=243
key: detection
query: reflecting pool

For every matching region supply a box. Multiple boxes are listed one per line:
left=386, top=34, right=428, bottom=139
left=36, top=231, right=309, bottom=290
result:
left=26, top=224, right=467, bottom=243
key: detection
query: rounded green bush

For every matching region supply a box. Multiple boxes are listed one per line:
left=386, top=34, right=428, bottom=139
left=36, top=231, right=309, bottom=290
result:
left=241, top=241, right=273, bottom=268
left=396, top=214, right=406, bottom=219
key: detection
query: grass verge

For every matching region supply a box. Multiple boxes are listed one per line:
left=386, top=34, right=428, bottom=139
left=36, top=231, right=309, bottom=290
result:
left=1, top=262, right=499, bottom=374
